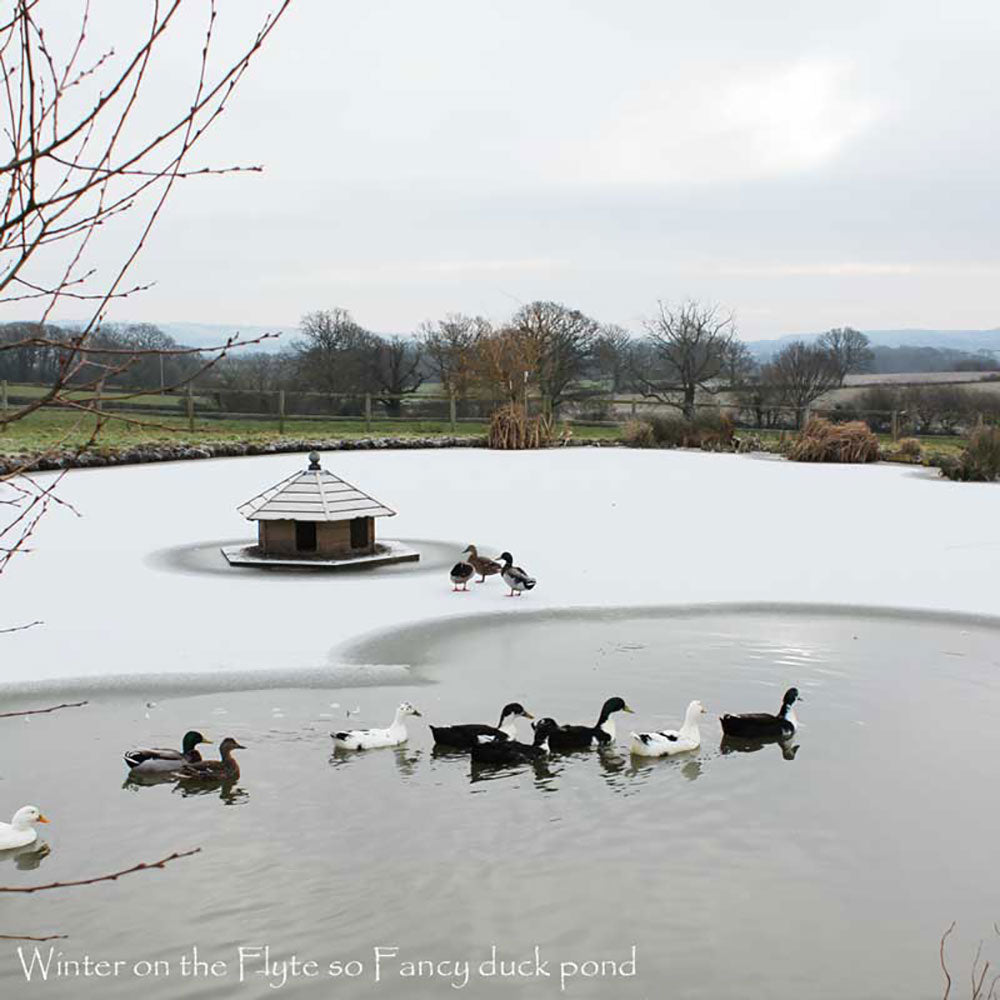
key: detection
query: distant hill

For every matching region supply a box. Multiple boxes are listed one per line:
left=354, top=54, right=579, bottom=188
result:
left=154, top=321, right=297, bottom=350
left=747, top=328, right=1000, bottom=360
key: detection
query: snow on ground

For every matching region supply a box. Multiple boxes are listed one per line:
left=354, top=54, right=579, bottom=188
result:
left=1, top=448, right=997, bottom=688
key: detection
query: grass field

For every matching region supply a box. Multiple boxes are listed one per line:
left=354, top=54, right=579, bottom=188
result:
left=0, top=403, right=971, bottom=460
left=0, top=407, right=625, bottom=455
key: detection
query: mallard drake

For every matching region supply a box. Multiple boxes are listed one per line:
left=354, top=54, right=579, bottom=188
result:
left=720, top=687, right=801, bottom=739
left=470, top=717, right=559, bottom=766
left=630, top=700, right=706, bottom=757
left=124, top=730, right=211, bottom=774
left=497, top=551, right=535, bottom=596
left=177, top=737, right=244, bottom=782
left=464, top=545, right=501, bottom=582
left=450, top=559, right=475, bottom=591
left=332, top=702, right=421, bottom=750
left=430, top=702, right=534, bottom=750
left=0, top=806, right=49, bottom=850
left=547, top=696, right=634, bottom=752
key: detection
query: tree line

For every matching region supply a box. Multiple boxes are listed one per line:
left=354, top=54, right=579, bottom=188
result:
left=7, top=305, right=995, bottom=430
left=205, top=302, right=880, bottom=426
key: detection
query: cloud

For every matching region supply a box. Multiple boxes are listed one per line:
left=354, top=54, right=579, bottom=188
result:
left=581, top=58, right=884, bottom=184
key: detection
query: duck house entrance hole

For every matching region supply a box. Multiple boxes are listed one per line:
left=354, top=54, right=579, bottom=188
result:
left=295, top=521, right=317, bottom=553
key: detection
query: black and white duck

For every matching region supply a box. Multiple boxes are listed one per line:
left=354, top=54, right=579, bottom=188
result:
left=546, top=696, right=634, bottom=752
left=470, top=717, right=559, bottom=766
left=450, top=558, right=475, bottom=592
left=124, top=730, right=211, bottom=774
left=497, top=551, right=535, bottom=596
left=630, top=700, right=706, bottom=757
left=720, top=687, right=801, bottom=739
left=177, top=737, right=244, bottom=782
left=430, top=702, right=534, bottom=750
left=332, top=702, right=421, bottom=750
left=464, top=545, right=502, bottom=583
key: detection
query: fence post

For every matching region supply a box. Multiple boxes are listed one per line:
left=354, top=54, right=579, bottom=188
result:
left=891, top=410, right=899, bottom=442
left=186, top=384, right=194, bottom=432
left=630, top=399, right=637, bottom=422
left=94, top=380, right=103, bottom=413
left=1, top=379, right=7, bottom=414
left=278, top=389, right=286, bottom=435
left=449, top=392, right=456, bottom=432
left=364, top=393, right=372, bottom=433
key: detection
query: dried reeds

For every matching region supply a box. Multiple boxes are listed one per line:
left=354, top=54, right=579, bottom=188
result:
left=787, top=418, right=880, bottom=464
left=488, top=404, right=554, bottom=450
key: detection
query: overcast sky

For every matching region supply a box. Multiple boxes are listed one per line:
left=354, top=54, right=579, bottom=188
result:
left=55, top=0, right=1000, bottom=339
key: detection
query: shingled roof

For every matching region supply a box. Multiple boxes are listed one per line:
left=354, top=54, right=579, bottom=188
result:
left=237, top=452, right=397, bottom=522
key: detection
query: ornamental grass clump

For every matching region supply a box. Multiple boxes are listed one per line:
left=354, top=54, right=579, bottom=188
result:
left=488, top=404, right=553, bottom=450
left=645, top=413, right=735, bottom=450
left=622, top=420, right=656, bottom=448
left=787, top=418, right=880, bottom=464
left=937, top=426, right=1000, bottom=482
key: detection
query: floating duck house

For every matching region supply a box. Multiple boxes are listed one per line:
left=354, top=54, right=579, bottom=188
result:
left=222, top=452, right=419, bottom=569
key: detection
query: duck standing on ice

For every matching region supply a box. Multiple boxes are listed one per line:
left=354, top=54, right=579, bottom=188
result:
left=497, top=552, right=535, bottom=596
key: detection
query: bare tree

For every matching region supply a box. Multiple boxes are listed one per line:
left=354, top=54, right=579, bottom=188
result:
left=511, top=300, right=600, bottom=413
left=294, top=308, right=378, bottom=396
left=817, top=327, right=874, bottom=384
left=763, top=340, right=841, bottom=427
left=1, top=0, right=292, bottom=579
left=419, top=313, right=488, bottom=398
left=371, top=335, right=424, bottom=416
left=636, top=301, right=741, bottom=420
left=593, top=324, right=634, bottom=393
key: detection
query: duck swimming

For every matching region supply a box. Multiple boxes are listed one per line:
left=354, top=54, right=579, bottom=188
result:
left=547, top=696, right=634, bottom=752
left=497, top=552, right=535, bottom=597
left=123, top=730, right=211, bottom=774
left=720, top=687, right=801, bottom=739
left=450, top=558, right=474, bottom=592
left=464, top=545, right=501, bottom=583
left=0, top=806, right=48, bottom=850
left=332, top=702, right=421, bottom=750
left=430, top=702, right=534, bottom=750
left=630, top=700, right=706, bottom=757
left=177, top=737, right=244, bottom=782
left=470, top=718, right=559, bottom=766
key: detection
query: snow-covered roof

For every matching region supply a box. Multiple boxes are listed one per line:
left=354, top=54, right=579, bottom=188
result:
left=237, top=453, right=397, bottom=522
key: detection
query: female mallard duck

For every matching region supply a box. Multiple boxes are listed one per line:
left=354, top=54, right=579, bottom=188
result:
left=430, top=702, right=534, bottom=750
left=464, top=545, right=501, bottom=583
left=177, top=737, right=244, bottom=782
left=630, top=700, right=706, bottom=757
left=0, top=806, right=48, bottom=850
left=123, top=730, right=211, bottom=774
left=720, top=687, right=801, bottom=738
left=547, top=696, right=634, bottom=752
left=470, top=718, right=559, bottom=766
left=497, top=551, right=535, bottom=596
left=332, top=702, right=421, bottom=750
left=450, top=558, right=475, bottom=591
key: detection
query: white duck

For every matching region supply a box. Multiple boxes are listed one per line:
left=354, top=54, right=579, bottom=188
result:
left=0, top=806, right=49, bottom=850
left=331, top=702, right=421, bottom=750
left=630, top=700, right=706, bottom=757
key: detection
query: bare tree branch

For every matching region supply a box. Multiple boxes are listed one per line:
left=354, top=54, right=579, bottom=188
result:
left=0, top=847, right=201, bottom=893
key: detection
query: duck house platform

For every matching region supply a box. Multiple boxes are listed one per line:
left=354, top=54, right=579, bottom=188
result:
left=225, top=451, right=420, bottom=570
left=220, top=539, right=420, bottom=570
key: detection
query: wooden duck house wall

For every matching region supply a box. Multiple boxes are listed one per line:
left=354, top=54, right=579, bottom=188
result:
left=259, top=517, right=375, bottom=557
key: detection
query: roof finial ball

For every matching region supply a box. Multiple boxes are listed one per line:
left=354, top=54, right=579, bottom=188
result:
left=308, top=451, right=321, bottom=471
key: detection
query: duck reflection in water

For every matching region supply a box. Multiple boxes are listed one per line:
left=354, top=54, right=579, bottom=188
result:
left=719, top=734, right=800, bottom=761
left=172, top=779, right=249, bottom=805
left=470, top=756, right=555, bottom=785
left=0, top=839, right=51, bottom=871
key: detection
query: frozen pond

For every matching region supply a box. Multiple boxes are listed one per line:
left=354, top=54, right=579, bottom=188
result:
left=2, top=449, right=999, bottom=998
left=3, top=607, right=1000, bottom=999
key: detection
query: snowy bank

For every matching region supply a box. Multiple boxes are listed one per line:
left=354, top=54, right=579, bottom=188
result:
left=1, top=448, right=996, bottom=689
